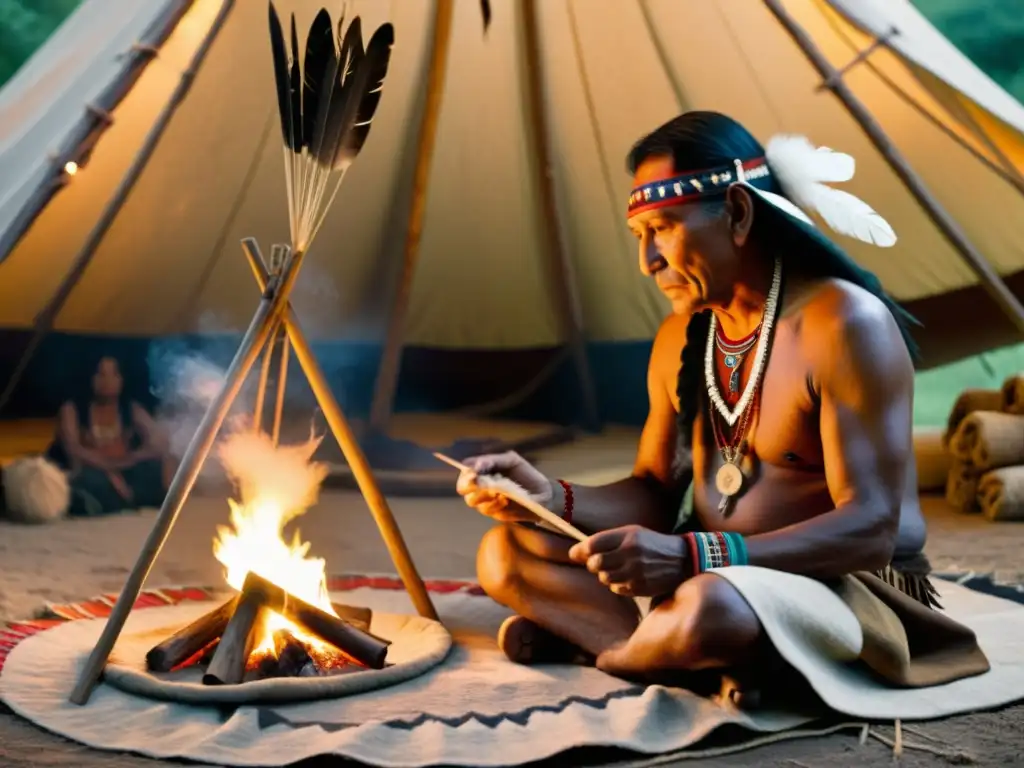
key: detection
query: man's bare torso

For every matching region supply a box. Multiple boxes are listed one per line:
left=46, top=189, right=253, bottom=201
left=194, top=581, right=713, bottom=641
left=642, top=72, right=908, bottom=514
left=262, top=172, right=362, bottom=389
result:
left=655, top=278, right=927, bottom=556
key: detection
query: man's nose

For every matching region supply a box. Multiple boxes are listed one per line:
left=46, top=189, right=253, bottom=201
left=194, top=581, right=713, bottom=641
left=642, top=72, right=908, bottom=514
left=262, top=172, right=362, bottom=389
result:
left=638, top=236, right=663, bottom=276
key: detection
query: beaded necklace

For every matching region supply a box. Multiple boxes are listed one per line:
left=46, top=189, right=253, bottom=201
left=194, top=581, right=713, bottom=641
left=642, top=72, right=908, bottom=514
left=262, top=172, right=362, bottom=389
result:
left=715, top=324, right=760, bottom=397
left=703, top=256, right=782, bottom=515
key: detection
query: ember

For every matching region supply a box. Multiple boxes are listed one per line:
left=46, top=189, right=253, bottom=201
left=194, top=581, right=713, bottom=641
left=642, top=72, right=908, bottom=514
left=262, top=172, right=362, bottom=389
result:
left=247, top=628, right=350, bottom=681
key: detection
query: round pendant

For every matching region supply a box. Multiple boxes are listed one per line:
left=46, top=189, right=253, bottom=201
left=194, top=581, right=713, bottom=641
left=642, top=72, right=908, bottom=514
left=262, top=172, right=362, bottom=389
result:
left=715, top=462, right=744, bottom=497
left=724, top=354, right=738, bottom=368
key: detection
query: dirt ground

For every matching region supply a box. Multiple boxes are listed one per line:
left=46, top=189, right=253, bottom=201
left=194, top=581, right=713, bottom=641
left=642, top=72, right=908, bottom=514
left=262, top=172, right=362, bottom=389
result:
left=1, top=430, right=1023, bottom=767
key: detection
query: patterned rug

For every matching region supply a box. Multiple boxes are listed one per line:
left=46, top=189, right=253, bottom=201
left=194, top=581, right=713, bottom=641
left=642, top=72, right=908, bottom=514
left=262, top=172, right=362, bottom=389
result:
left=0, top=573, right=1021, bottom=767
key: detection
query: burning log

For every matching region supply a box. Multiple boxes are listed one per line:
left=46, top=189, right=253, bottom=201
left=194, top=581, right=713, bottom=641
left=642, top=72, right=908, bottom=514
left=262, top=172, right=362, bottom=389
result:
left=246, top=630, right=314, bottom=681
left=247, top=630, right=317, bottom=681
left=245, top=571, right=391, bottom=669
left=331, top=603, right=372, bottom=633
left=202, top=584, right=269, bottom=685
left=146, top=571, right=390, bottom=686
left=145, top=597, right=239, bottom=672
left=274, top=630, right=315, bottom=676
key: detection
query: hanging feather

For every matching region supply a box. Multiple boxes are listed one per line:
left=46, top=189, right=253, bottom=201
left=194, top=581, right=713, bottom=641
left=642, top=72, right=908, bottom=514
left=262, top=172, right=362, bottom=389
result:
left=289, top=15, right=303, bottom=149
left=302, top=10, right=335, bottom=152
left=265, top=4, right=397, bottom=252
left=310, top=11, right=345, bottom=160
left=480, top=0, right=492, bottom=32
left=337, top=15, right=365, bottom=83
left=313, top=17, right=365, bottom=169
left=765, top=134, right=897, bottom=247
left=328, top=23, right=395, bottom=171
left=267, top=4, right=299, bottom=151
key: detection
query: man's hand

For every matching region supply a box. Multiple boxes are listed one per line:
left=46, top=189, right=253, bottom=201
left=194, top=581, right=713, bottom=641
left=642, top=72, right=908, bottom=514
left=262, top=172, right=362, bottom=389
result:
left=568, top=525, right=688, bottom=597
left=456, top=451, right=554, bottom=523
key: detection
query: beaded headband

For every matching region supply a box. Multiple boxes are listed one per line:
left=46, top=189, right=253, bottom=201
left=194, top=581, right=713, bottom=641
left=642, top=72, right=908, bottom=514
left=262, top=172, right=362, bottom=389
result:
left=624, top=134, right=898, bottom=248
left=627, top=158, right=771, bottom=217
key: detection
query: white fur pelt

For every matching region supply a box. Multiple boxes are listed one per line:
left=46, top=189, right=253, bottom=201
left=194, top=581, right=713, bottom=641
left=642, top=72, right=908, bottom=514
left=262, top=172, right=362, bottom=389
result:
left=2, top=457, right=71, bottom=524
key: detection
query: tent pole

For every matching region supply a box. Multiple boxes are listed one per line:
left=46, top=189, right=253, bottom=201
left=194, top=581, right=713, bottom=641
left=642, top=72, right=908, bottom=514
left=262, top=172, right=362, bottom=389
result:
left=519, top=0, right=601, bottom=431
left=764, top=0, right=1024, bottom=339
left=0, top=0, right=236, bottom=414
left=368, top=0, right=456, bottom=433
left=0, top=0, right=195, bottom=266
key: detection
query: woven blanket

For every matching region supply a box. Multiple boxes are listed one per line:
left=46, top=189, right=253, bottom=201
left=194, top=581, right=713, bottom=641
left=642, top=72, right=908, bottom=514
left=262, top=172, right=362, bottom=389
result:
left=1, top=573, right=1023, bottom=767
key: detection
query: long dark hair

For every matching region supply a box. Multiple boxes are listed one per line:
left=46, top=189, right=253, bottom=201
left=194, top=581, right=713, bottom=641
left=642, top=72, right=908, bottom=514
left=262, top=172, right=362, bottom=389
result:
left=72, top=355, right=134, bottom=426
left=626, top=111, right=919, bottom=452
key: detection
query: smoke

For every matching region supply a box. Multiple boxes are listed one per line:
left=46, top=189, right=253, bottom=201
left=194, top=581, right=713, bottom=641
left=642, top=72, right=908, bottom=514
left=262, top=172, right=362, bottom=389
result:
left=292, top=259, right=342, bottom=340
left=143, top=265, right=366, bottom=474
left=217, top=429, right=329, bottom=527
left=147, top=343, right=241, bottom=464
left=147, top=310, right=269, bottom=470
left=212, top=428, right=332, bottom=611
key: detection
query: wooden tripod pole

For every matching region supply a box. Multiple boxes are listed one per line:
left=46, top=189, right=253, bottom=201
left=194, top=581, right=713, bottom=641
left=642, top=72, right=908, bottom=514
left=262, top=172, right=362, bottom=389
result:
left=253, top=247, right=285, bottom=431
left=271, top=333, right=290, bottom=446
left=68, top=251, right=304, bottom=706
left=242, top=239, right=438, bottom=621
left=763, top=0, right=1024, bottom=339
left=253, top=330, right=275, bottom=432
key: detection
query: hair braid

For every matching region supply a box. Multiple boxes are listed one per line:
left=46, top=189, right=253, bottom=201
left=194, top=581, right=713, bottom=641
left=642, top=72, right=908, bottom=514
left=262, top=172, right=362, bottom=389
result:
left=676, top=309, right=712, bottom=452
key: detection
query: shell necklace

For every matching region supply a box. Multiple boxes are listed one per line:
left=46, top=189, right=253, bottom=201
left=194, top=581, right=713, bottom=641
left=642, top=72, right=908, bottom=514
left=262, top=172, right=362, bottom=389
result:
left=704, top=256, right=782, bottom=513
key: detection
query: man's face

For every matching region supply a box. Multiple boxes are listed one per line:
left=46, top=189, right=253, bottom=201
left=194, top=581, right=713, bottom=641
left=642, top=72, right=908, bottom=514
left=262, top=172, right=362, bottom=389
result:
left=626, top=156, right=738, bottom=314
left=93, top=357, right=123, bottom=400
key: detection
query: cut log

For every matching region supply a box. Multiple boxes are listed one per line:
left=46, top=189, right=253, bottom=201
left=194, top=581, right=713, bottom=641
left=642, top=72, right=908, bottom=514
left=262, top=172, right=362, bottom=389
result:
left=202, top=584, right=268, bottom=685
left=244, top=571, right=391, bottom=669
left=330, top=602, right=372, bottom=633
left=145, top=597, right=239, bottom=672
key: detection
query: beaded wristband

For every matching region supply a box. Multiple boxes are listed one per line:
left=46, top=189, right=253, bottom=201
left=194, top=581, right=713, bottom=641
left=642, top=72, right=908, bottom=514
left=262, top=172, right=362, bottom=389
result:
left=556, top=479, right=574, bottom=524
left=681, top=531, right=748, bottom=575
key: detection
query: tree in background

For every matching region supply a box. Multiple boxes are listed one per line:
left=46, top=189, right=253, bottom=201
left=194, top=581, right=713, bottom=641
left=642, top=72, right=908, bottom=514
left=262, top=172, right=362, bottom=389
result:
left=0, top=0, right=83, bottom=86
left=915, top=0, right=1024, bottom=99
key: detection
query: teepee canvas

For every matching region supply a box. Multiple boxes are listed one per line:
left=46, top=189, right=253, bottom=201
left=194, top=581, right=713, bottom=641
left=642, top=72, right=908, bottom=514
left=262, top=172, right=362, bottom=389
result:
left=0, top=0, right=1023, bottom=435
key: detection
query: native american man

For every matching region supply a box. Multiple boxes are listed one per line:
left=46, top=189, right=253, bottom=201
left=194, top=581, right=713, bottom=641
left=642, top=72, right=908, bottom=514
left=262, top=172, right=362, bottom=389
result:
left=457, top=112, right=989, bottom=694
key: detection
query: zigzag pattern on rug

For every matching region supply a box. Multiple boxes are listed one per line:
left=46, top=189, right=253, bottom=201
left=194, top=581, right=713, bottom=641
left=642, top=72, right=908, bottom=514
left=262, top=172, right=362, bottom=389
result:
left=254, top=687, right=647, bottom=733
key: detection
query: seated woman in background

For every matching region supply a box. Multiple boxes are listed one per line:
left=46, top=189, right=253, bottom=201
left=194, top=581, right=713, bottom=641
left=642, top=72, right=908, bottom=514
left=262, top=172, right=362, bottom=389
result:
left=47, top=356, right=170, bottom=516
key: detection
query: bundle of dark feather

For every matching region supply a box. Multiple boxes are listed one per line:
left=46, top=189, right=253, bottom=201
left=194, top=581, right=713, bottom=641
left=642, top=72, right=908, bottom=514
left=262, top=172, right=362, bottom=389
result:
left=267, top=2, right=394, bottom=250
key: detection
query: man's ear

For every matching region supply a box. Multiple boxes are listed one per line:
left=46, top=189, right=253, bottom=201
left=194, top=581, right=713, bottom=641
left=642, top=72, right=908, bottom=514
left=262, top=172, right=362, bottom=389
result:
left=724, top=184, right=756, bottom=247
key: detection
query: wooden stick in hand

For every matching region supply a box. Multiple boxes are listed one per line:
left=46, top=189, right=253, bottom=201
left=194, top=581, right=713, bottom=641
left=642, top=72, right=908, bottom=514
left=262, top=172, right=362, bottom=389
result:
left=433, top=452, right=587, bottom=543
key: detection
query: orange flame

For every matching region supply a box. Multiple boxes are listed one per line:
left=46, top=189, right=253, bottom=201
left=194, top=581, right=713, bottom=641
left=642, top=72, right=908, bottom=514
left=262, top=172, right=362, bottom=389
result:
left=212, top=429, right=335, bottom=656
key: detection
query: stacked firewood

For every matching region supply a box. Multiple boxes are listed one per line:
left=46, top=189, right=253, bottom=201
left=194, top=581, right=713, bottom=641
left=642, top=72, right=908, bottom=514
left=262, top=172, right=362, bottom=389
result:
left=944, top=373, right=1024, bottom=521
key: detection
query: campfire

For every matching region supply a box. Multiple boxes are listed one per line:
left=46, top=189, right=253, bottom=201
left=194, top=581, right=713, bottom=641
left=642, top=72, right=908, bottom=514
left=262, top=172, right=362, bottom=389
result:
left=144, top=430, right=390, bottom=685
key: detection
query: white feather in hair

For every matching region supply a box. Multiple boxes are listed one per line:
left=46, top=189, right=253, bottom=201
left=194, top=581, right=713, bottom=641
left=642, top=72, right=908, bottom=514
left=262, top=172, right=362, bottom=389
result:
left=764, top=134, right=897, bottom=248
